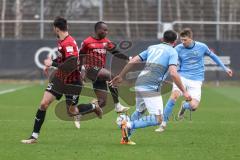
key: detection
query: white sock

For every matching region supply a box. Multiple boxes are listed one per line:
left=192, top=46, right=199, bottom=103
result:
left=127, top=121, right=132, bottom=129
left=161, top=121, right=167, bottom=127
left=92, top=104, right=96, bottom=110
left=32, top=132, right=39, bottom=139
left=114, top=102, right=120, bottom=109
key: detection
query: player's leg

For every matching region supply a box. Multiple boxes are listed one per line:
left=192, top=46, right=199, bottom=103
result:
left=155, top=81, right=183, bottom=132
left=62, top=78, right=104, bottom=119
left=130, top=96, right=146, bottom=121
left=129, top=94, right=163, bottom=129
left=178, top=79, right=202, bottom=119
left=92, top=80, right=108, bottom=108
left=120, top=92, right=163, bottom=144
left=97, top=68, right=129, bottom=113
left=65, top=93, right=81, bottom=128
left=65, top=81, right=83, bottom=117
left=21, top=90, right=59, bottom=144
left=163, top=90, right=181, bottom=123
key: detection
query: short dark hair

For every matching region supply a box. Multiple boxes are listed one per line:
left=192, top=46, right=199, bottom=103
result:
left=163, top=30, right=177, bottom=43
left=180, top=28, right=193, bottom=38
left=94, top=21, right=106, bottom=32
left=53, top=17, right=68, bottom=31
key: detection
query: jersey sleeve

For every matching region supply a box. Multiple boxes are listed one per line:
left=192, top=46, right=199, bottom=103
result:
left=62, top=42, right=77, bottom=58
left=203, top=44, right=213, bottom=56
left=106, top=40, right=116, bottom=51
left=168, top=49, right=178, bottom=66
left=79, top=41, right=88, bottom=54
left=138, top=49, right=148, bottom=61
left=202, top=43, right=228, bottom=71
left=174, top=45, right=181, bottom=53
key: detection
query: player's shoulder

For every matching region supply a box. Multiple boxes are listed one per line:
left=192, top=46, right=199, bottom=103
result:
left=66, top=35, right=76, bottom=41
left=103, top=37, right=111, bottom=43
left=195, top=41, right=208, bottom=48
left=62, top=35, right=77, bottom=46
left=148, top=44, right=160, bottom=49
left=175, top=43, right=184, bottom=49
left=82, top=36, right=94, bottom=44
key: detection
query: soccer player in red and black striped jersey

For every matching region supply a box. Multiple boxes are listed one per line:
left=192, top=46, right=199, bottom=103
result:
left=79, top=21, right=130, bottom=113
left=21, top=17, right=102, bottom=144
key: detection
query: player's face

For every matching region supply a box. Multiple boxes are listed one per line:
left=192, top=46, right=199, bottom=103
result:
left=53, top=27, right=60, bottom=39
left=96, top=24, right=108, bottom=39
left=180, top=36, right=193, bottom=47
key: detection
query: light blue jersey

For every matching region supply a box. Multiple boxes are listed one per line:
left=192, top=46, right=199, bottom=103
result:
left=135, top=43, right=178, bottom=91
left=176, top=41, right=228, bottom=81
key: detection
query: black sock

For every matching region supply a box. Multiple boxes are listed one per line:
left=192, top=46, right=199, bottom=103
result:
left=77, top=104, right=94, bottom=115
left=33, top=109, right=46, bottom=134
left=108, top=86, right=119, bottom=104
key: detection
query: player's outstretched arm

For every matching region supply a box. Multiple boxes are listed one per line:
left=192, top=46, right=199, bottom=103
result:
left=109, top=55, right=141, bottom=87
left=169, top=65, right=192, bottom=101
left=43, top=56, right=54, bottom=76
left=110, top=49, right=130, bottom=61
left=208, top=52, right=233, bottom=77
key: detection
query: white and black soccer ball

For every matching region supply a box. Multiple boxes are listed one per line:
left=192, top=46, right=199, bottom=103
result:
left=116, top=114, right=130, bottom=128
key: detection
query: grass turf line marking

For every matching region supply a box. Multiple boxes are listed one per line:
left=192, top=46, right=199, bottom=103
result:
left=0, top=85, right=31, bottom=95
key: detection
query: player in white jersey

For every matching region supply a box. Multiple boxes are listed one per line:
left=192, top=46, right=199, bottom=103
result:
left=155, top=28, right=233, bottom=132
left=110, top=30, right=191, bottom=145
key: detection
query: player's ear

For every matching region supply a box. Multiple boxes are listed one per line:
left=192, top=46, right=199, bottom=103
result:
left=54, top=27, right=60, bottom=33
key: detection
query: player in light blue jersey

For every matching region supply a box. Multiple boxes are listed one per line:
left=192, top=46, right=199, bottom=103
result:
left=110, top=30, right=191, bottom=145
left=155, top=28, right=233, bottom=132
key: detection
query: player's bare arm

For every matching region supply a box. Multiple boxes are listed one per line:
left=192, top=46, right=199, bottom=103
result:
left=169, top=65, right=191, bottom=101
left=110, top=55, right=142, bottom=87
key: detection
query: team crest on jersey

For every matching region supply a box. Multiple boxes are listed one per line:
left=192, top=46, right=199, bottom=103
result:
left=66, top=46, right=74, bottom=52
left=192, top=51, right=199, bottom=56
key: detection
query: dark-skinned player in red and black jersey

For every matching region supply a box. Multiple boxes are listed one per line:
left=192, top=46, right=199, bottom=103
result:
left=79, top=21, right=130, bottom=118
left=21, top=17, right=103, bottom=144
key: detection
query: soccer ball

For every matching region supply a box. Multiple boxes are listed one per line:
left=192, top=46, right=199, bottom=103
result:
left=116, top=114, right=130, bottom=128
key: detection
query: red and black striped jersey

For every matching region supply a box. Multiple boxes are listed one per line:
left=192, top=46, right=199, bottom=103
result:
left=79, top=36, right=115, bottom=69
left=55, top=35, right=80, bottom=84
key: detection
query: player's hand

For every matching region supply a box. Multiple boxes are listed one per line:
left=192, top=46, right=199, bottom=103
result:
left=109, top=75, right=123, bottom=87
left=43, top=66, right=49, bottom=76
left=80, top=69, right=86, bottom=82
left=226, top=68, right=233, bottom=77
left=183, top=91, right=192, bottom=101
left=44, top=58, right=52, bottom=67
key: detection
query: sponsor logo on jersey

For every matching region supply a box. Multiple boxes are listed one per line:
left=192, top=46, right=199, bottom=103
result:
left=93, top=48, right=106, bottom=54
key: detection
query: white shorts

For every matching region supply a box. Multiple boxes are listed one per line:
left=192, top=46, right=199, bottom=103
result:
left=172, top=76, right=202, bottom=102
left=135, top=91, right=163, bottom=115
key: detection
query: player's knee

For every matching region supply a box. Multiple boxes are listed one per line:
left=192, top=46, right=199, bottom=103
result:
left=156, top=115, right=162, bottom=125
left=191, top=108, right=197, bottom=112
left=190, top=102, right=199, bottom=111
left=66, top=105, right=79, bottom=117
left=40, top=100, right=51, bottom=110
left=98, top=99, right=106, bottom=108
left=98, top=70, right=111, bottom=81
left=170, top=94, right=179, bottom=101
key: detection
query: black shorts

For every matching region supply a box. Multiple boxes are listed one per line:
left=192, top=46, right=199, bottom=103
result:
left=46, top=77, right=82, bottom=105
left=86, top=66, right=101, bottom=81
left=86, top=67, right=108, bottom=91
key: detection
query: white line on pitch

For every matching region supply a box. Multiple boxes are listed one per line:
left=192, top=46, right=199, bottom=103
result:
left=0, top=85, right=31, bottom=95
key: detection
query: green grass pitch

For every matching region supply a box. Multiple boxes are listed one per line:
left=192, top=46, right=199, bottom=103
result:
left=0, top=82, right=239, bottom=160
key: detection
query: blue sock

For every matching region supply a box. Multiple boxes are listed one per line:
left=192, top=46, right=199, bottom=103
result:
left=163, top=99, right=176, bottom=122
left=130, top=110, right=143, bottom=121
left=131, top=115, right=159, bottom=129
left=183, top=102, right=191, bottom=110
